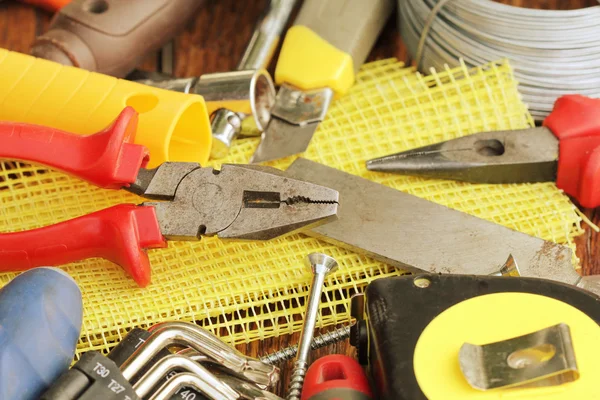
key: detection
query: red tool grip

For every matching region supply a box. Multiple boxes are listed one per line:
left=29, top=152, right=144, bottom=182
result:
left=0, top=106, right=149, bottom=189
left=302, top=355, right=373, bottom=400
left=544, top=95, right=600, bottom=208
left=0, top=204, right=167, bottom=287
left=19, top=0, right=72, bottom=12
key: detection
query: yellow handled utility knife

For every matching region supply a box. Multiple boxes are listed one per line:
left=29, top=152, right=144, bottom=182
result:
left=250, top=0, right=394, bottom=163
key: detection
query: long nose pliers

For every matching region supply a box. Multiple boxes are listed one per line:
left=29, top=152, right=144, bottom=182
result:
left=367, top=95, right=600, bottom=208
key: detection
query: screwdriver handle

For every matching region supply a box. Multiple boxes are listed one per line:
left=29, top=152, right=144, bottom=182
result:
left=0, top=204, right=167, bottom=287
left=0, top=268, right=83, bottom=400
left=31, top=0, right=204, bottom=77
left=544, top=95, right=600, bottom=208
left=275, top=0, right=394, bottom=95
left=301, top=355, right=373, bottom=400
left=0, top=107, right=147, bottom=189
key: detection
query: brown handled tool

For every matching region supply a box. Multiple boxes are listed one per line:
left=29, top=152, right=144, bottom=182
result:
left=31, top=0, right=204, bottom=77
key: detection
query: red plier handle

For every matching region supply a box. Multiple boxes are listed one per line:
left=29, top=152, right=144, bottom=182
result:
left=1, top=107, right=148, bottom=189
left=545, top=95, right=600, bottom=208
left=0, top=205, right=165, bottom=287
left=19, top=0, right=72, bottom=12
left=0, top=108, right=167, bottom=287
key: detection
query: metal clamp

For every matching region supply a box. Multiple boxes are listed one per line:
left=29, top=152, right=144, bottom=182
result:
left=459, top=323, right=579, bottom=391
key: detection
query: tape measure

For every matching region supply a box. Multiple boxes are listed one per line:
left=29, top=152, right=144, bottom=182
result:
left=350, top=274, right=600, bottom=400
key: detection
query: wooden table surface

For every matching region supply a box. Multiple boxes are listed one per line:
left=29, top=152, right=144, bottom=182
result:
left=1, top=0, right=599, bottom=397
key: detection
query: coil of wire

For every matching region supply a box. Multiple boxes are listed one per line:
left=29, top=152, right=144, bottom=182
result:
left=398, top=0, right=600, bottom=120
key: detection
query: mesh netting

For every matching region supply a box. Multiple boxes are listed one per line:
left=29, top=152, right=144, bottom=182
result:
left=0, top=59, right=583, bottom=357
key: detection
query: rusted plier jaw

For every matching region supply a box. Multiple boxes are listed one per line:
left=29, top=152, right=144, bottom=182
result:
left=129, top=163, right=340, bottom=241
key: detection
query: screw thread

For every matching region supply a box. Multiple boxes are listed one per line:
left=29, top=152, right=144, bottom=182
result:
left=260, top=325, right=351, bottom=365
left=311, top=325, right=351, bottom=348
left=286, top=360, right=308, bottom=400
left=261, top=345, right=298, bottom=365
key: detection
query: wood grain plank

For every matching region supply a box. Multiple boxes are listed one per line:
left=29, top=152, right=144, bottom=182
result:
left=0, top=2, right=38, bottom=53
left=575, top=208, right=600, bottom=276
left=174, top=0, right=269, bottom=77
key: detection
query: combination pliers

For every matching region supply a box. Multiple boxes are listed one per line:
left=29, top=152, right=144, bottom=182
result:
left=0, top=107, right=339, bottom=286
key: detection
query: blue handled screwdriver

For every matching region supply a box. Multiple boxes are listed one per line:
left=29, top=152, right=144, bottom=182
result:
left=0, top=268, right=83, bottom=400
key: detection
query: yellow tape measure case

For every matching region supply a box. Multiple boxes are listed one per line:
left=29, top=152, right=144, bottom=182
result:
left=350, top=274, right=600, bottom=400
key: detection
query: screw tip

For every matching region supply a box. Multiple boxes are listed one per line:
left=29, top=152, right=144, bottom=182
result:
left=305, top=253, right=338, bottom=275
left=499, top=254, right=521, bottom=277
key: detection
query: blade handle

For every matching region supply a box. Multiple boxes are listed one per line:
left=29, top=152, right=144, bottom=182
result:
left=0, top=107, right=148, bottom=189
left=275, top=0, right=394, bottom=95
left=0, top=205, right=167, bottom=287
left=302, top=355, right=373, bottom=400
left=545, top=95, right=600, bottom=207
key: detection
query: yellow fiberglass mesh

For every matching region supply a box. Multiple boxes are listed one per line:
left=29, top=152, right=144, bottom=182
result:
left=0, top=59, right=583, bottom=357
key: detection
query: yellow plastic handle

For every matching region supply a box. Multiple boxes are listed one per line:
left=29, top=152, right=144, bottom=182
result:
left=0, top=49, right=211, bottom=168
left=275, top=0, right=394, bottom=96
left=275, top=25, right=355, bottom=95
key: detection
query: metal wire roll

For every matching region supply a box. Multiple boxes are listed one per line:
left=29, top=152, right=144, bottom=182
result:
left=398, top=0, right=600, bottom=120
